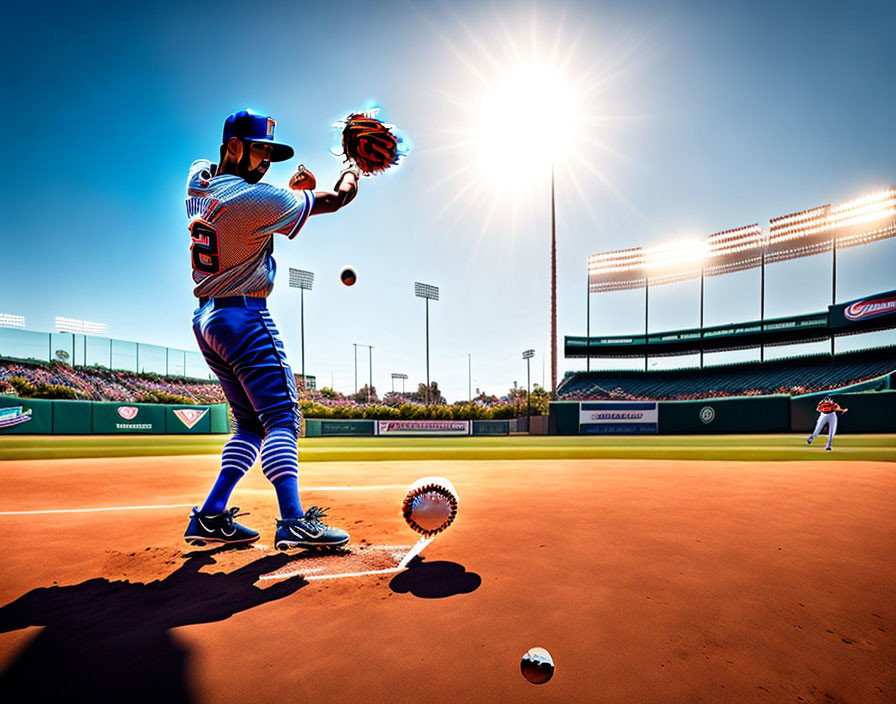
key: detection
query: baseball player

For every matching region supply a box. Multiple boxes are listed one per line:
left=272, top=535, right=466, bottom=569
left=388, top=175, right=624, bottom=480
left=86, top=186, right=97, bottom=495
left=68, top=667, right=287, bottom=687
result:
left=183, top=109, right=360, bottom=550
left=806, top=395, right=848, bottom=451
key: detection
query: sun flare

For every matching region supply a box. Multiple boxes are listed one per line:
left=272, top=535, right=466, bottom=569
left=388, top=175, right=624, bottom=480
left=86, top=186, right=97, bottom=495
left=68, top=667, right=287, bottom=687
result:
left=477, top=62, right=580, bottom=174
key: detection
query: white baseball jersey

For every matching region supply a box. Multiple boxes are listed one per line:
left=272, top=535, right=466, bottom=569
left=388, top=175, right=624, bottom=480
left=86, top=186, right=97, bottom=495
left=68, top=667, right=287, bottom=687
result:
left=185, top=159, right=315, bottom=298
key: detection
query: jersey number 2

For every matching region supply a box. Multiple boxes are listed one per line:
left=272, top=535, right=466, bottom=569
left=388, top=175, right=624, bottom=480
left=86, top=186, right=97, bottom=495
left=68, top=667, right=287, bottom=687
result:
left=190, top=221, right=220, bottom=274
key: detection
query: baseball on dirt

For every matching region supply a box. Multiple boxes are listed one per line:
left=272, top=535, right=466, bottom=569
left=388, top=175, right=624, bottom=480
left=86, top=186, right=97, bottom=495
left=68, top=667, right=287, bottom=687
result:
left=520, top=647, right=554, bottom=685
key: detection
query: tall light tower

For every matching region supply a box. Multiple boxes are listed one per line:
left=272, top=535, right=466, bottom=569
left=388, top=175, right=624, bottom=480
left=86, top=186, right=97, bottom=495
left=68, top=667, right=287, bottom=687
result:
left=523, top=349, right=535, bottom=425
left=468, top=353, right=472, bottom=402
left=288, top=268, right=314, bottom=395
left=414, top=282, right=439, bottom=405
left=550, top=163, right=557, bottom=399
left=354, top=343, right=373, bottom=401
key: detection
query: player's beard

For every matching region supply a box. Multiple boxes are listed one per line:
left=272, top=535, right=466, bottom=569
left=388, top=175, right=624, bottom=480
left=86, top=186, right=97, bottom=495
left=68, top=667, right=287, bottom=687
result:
left=237, top=150, right=270, bottom=184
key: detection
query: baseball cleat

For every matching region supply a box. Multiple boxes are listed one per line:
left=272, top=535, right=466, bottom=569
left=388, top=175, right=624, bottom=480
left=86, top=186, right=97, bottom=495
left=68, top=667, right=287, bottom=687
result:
left=825, top=446, right=832, bottom=451
left=184, top=506, right=259, bottom=546
left=274, top=506, right=350, bottom=551
left=806, top=437, right=813, bottom=445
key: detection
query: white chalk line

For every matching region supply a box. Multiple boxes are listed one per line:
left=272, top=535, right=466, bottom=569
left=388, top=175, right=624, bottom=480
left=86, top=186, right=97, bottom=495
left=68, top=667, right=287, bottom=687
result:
left=0, top=503, right=196, bottom=516
left=259, top=543, right=416, bottom=582
left=261, top=566, right=404, bottom=582
left=0, top=485, right=407, bottom=516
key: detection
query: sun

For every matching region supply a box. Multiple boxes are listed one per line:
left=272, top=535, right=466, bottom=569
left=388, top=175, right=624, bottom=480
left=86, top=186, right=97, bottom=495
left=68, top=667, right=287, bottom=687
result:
left=419, top=6, right=648, bottom=238
left=477, top=62, right=580, bottom=175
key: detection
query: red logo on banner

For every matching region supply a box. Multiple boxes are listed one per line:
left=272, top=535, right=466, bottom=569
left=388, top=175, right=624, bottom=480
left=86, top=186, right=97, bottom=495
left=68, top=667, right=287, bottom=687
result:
left=117, top=406, right=138, bottom=420
left=173, top=407, right=209, bottom=429
left=844, top=295, right=896, bottom=321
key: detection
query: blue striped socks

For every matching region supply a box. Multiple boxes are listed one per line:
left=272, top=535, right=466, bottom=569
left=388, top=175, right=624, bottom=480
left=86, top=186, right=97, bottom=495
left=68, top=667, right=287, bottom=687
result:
left=201, top=429, right=263, bottom=513
left=261, top=427, right=303, bottom=519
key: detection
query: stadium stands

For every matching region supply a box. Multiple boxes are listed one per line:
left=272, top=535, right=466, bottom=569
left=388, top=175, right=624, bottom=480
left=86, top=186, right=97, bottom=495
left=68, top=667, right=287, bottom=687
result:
left=0, top=360, right=226, bottom=404
left=558, top=347, right=895, bottom=401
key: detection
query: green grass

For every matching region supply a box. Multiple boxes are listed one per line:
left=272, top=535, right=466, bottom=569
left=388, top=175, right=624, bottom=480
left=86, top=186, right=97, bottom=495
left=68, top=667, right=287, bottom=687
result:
left=0, top=434, right=893, bottom=462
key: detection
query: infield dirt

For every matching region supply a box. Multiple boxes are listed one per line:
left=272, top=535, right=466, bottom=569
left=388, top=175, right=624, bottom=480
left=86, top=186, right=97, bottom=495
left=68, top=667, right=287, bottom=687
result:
left=0, top=455, right=893, bottom=703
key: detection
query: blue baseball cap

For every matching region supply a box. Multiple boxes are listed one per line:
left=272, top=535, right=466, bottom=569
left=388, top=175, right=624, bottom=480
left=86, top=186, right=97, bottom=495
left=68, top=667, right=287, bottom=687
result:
left=222, top=109, right=294, bottom=162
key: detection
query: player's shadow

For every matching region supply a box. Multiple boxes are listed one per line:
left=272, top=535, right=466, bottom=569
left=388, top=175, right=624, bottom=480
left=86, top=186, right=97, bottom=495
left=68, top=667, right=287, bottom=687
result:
left=389, top=557, right=481, bottom=599
left=0, top=547, right=306, bottom=703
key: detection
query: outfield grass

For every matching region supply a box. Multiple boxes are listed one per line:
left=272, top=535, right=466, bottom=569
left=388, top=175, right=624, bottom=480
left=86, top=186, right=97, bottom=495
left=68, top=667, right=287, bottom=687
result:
left=0, top=434, right=893, bottom=462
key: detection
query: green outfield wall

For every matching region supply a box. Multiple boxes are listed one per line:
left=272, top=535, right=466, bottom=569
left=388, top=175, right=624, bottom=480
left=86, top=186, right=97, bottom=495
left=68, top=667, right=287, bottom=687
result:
left=550, top=391, right=895, bottom=435
left=0, top=396, right=229, bottom=435
left=658, top=396, right=791, bottom=434
left=304, top=419, right=375, bottom=437
left=0, top=396, right=53, bottom=435
left=473, top=420, right=510, bottom=435
left=53, top=400, right=93, bottom=434
left=549, top=403, right=581, bottom=435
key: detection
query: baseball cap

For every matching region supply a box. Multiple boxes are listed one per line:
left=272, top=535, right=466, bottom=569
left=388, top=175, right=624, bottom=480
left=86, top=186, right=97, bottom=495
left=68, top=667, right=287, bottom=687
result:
left=223, top=109, right=294, bottom=162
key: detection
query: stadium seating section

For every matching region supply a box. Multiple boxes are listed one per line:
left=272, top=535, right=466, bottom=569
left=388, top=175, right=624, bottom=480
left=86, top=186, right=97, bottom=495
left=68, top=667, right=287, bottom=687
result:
left=558, top=347, right=895, bottom=401
left=3, top=346, right=893, bottom=405
left=0, top=360, right=226, bottom=404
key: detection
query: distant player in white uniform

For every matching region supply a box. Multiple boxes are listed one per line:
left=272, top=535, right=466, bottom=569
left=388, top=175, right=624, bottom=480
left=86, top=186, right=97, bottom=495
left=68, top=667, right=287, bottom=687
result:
left=806, top=396, right=848, bottom=451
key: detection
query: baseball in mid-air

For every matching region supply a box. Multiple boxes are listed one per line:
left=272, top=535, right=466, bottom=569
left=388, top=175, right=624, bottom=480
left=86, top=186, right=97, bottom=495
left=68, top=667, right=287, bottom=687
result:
left=520, top=647, right=554, bottom=685
left=340, top=265, right=357, bottom=286
left=402, top=477, right=458, bottom=536
left=288, top=164, right=317, bottom=191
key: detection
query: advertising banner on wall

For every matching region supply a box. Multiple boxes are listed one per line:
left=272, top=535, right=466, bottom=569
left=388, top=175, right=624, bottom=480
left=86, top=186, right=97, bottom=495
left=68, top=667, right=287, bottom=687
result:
left=829, top=289, right=896, bottom=329
left=376, top=420, right=472, bottom=436
left=92, top=403, right=165, bottom=433
left=579, top=402, right=658, bottom=434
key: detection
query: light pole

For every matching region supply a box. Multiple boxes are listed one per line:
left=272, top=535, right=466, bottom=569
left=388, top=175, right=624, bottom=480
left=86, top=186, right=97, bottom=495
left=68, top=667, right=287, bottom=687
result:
left=354, top=343, right=373, bottom=401
left=288, top=268, right=314, bottom=395
left=468, top=353, right=472, bottom=402
left=414, top=282, right=439, bottom=405
left=550, top=162, right=557, bottom=398
left=523, top=349, right=534, bottom=427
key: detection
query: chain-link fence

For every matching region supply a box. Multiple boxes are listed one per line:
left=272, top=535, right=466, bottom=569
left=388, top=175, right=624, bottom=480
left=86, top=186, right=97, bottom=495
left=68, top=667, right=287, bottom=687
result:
left=0, top=328, right=212, bottom=380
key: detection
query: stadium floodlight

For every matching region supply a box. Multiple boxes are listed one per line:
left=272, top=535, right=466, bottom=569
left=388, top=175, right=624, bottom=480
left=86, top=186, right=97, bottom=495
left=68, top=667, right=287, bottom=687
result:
left=767, top=186, right=896, bottom=355
left=55, top=317, right=107, bottom=335
left=768, top=187, right=896, bottom=257
left=0, top=314, right=25, bottom=329
left=414, top=282, right=439, bottom=404
left=414, top=282, right=439, bottom=301
left=288, top=268, right=314, bottom=394
left=391, top=372, right=408, bottom=394
left=288, top=268, right=314, bottom=290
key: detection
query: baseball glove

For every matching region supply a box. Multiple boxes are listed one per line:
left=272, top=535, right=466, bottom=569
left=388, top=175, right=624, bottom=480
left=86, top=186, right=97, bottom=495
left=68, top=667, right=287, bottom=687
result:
left=340, top=113, right=401, bottom=175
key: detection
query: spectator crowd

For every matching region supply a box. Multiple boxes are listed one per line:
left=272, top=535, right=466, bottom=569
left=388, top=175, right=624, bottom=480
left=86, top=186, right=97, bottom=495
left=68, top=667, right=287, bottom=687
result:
left=0, top=360, right=226, bottom=405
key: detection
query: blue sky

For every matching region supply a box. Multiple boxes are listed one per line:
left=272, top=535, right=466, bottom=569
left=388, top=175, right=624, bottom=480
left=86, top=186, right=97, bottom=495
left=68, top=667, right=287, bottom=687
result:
left=2, top=0, right=894, bottom=400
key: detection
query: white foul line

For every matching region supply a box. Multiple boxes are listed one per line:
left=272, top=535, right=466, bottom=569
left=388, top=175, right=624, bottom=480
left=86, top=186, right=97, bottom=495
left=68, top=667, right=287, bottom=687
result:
left=0, top=503, right=195, bottom=516
left=0, top=485, right=407, bottom=516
